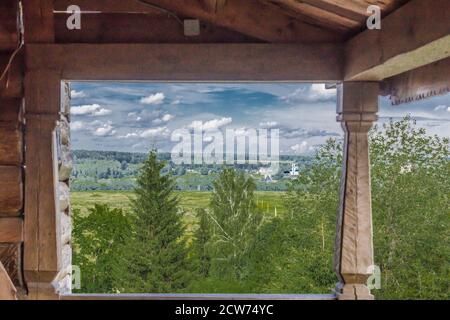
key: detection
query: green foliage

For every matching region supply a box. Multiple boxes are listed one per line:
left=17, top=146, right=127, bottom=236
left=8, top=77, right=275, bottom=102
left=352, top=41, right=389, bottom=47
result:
left=71, top=117, right=449, bottom=299
left=208, top=169, right=263, bottom=281
left=111, top=151, right=192, bottom=293
left=72, top=204, right=131, bottom=293
left=192, top=209, right=212, bottom=278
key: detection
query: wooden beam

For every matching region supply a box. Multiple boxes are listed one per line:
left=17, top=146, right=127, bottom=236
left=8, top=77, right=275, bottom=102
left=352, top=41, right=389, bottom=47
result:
left=26, top=43, right=344, bottom=81
left=382, top=58, right=450, bottom=105
left=53, top=0, right=343, bottom=43
left=0, top=260, right=17, bottom=300
left=345, top=0, right=450, bottom=81
left=0, top=217, right=23, bottom=243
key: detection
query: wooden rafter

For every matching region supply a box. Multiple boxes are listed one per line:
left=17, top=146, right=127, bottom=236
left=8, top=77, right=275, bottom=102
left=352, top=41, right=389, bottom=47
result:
left=345, top=0, right=450, bottom=81
left=53, top=0, right=343, bottom=43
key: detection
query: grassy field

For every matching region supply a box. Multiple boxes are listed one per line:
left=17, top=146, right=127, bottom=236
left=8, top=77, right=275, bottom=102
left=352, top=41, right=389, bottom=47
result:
left=71, top=190, right=288, bottom=236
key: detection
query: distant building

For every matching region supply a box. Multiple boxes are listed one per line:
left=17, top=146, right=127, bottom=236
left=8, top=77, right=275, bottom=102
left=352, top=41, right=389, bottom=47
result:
left=289, top=163, right=299, bottom=177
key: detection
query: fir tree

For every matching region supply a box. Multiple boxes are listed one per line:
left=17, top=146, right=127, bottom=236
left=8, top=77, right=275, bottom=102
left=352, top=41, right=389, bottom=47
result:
left=192, top=208, right=212, bottom=277
left=113, top=151, right=191, bottom=293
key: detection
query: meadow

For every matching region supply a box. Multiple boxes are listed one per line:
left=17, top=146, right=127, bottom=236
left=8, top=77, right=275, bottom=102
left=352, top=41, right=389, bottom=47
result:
left=71, top=190, right=288, bottom=237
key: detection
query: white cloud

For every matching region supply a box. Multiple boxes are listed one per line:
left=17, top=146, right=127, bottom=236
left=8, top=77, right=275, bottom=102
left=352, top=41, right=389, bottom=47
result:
left=71, top=90, right=86, bottom=98
left=290, top=141, right=309, bottom=154
left=71, top=104, right=112, bottom=116
left=140, top=92, right=165, bottom=105
left=434, top=105, right=450, bottom=112
left=93, top=122, right=116, bottom=136
left=140, top=126, right=170, bottom=138
left=118, top=132, right=140, bottom=139
left=162, top=114, right=174, bottom=122
left=171, top=99, right=181, bottom=105
left=259, top=121, right=278, bottom=129
left=282, top=84, right=336, bottom=103
left=70, top=121, right=87, bottom=131
left=188, top=117, right=232, bottom=131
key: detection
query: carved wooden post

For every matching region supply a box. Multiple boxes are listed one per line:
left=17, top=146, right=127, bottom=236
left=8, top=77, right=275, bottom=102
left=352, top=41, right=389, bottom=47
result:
left=334, top=82, right=379, bottom=300
left=24, top=69, right=62, bottom=299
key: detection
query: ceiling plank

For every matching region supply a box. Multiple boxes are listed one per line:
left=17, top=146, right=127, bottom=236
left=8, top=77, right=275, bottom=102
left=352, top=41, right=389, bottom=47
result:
left=26, top=43, right=344, bottom=81
left=264, top=0, right=361, bottom=31
left=53, top=0, right=343, bottom=43
left=200, top=0, right=228, bottom=13
left=345, top=0, right=450, bottom=81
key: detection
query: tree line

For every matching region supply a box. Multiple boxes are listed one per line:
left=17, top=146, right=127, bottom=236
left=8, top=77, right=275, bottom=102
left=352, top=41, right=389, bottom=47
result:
left=72, top=117, right=450, bottom=299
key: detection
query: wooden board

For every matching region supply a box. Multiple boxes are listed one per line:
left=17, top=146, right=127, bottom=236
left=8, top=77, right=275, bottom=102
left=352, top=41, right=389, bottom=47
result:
left=0, top=166, right=23, bottom=216
left=0, top=260, right=17, bottom=300
left=26, top=43, right=344, bottom=81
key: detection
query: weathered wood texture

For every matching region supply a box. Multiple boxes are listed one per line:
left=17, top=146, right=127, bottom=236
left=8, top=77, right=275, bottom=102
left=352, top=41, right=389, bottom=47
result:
left=0, top=260, right=17, bottom=300
left=0, top=166, right=23, bottom=216
left=54, top=13, right=261, bottom=44
left=0, top=0, right=19, bottom=51
left=23, top=0, right=55, bottom=43
left=334, top=82, right=378, bottom=300
left=26, top=43, right=344, bottom=81
left=53, top=0, right=343, bottom=43
left=0, top=243, right=24, bottom=292
left=345, top=0, right=450, bottom=81
left=24, top=69, right=62, bottom=299
left=0, top=98, right=23, bottom=166
left=382, top=58, right=450, bottom=105
left=0, top=217, right=23, bottom=243
left=0, top=53, right=24, bottom=98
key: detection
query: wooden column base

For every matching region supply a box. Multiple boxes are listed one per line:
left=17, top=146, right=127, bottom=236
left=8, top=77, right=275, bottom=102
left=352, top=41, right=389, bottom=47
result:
left=335, top=283, right=374, bottom=300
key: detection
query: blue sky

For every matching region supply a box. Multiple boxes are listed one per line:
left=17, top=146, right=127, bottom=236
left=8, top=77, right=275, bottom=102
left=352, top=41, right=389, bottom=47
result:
left=70, top=82, right=450, bottom=155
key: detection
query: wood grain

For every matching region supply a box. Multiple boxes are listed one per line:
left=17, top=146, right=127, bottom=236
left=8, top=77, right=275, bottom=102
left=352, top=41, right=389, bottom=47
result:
left=26, top=43, right=344, bottom=81
left=0, top=166, right=23, bottom=216
left=0, top=217, right=23, bottom=243
left=345, top=0, right=450, bottom=81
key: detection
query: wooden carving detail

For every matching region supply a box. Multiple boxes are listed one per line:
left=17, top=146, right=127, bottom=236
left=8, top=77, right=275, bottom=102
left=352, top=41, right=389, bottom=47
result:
left=334, top=82, right=379, bottom=300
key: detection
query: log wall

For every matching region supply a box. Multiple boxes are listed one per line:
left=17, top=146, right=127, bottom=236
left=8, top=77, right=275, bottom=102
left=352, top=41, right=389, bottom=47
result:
left=0, top=0, right=26, bottom=298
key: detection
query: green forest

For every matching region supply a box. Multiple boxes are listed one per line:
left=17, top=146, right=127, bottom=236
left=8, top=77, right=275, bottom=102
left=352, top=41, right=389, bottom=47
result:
left=71, top=117, right=450, bottom=299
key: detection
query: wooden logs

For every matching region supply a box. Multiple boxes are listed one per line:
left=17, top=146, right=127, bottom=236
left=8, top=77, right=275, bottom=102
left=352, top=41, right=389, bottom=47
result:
left=0, top=98, right=23, bottom=166
left=0, top=166, right=23, bottom=216
left=334, top=82, right=379, bottom=300
left=0, top=53, right=23, bottom=98
left=0, top=217, right=23, bottom=243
